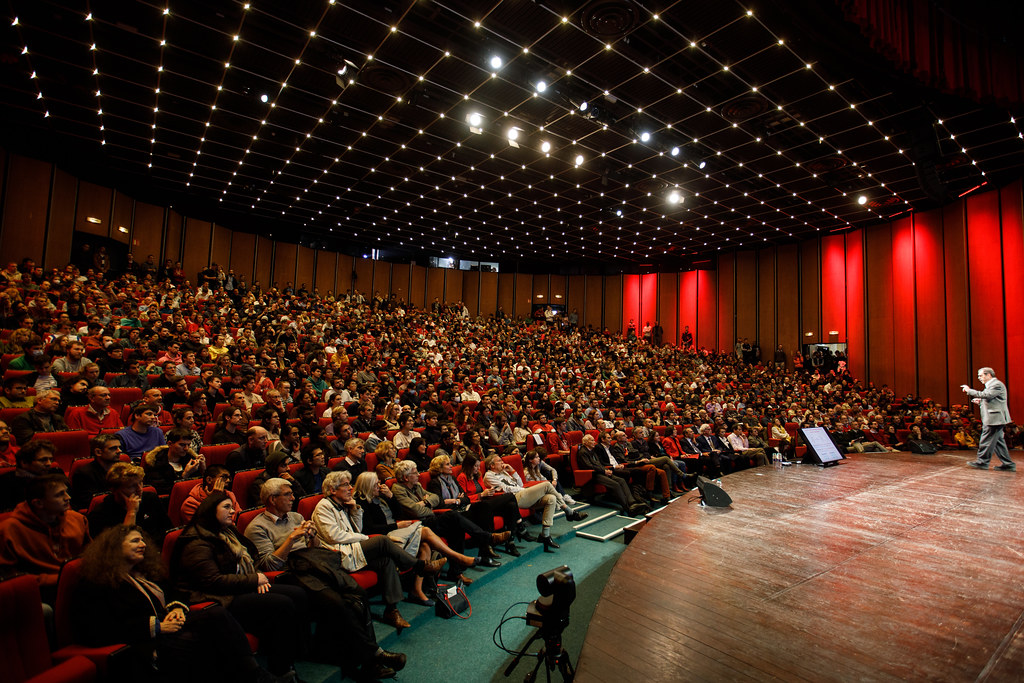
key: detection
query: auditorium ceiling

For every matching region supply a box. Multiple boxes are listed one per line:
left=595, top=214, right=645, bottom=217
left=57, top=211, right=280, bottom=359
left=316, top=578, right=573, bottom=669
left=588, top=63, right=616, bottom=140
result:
left=1, top=0, right=1022, bottom=269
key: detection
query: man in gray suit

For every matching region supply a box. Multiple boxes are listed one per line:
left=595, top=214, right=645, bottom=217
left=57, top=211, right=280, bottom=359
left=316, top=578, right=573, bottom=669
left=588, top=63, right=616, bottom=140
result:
left=961, top=367, right=1015, bottom=471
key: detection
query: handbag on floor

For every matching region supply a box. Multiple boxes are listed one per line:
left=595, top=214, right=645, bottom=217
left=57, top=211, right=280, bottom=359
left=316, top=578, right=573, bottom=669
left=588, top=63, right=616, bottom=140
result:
left=433, top=577, right=471, bottom=619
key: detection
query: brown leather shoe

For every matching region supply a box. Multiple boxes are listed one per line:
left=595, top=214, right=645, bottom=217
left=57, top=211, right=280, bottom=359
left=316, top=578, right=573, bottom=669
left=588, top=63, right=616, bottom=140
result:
left=491, top=531, right=512, bottom=545
left=382, top=607, right=411, bottom=634
left=417, top=557, right=447, bottom=576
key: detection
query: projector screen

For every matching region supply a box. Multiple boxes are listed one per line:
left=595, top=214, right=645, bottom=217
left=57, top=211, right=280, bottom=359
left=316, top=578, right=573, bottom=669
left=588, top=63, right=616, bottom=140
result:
left=799, top=427, right=846, bottom=466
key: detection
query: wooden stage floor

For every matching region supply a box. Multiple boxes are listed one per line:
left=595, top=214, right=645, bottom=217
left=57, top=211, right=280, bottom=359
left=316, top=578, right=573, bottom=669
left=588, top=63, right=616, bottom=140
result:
left=575, top=451, right=1024, bottom=683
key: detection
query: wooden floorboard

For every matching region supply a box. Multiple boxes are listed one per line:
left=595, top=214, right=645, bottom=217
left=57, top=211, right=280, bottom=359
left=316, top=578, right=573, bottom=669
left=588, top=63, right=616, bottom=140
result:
left=575, top=451, right=1024, bottom=683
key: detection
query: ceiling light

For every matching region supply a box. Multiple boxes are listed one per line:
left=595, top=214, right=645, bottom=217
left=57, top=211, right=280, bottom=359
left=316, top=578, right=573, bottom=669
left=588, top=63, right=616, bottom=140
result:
left=670, top=146, right=680, bottom=156
left=535, top=80, right=547, bottom=93
left=857, top=195, right=868, bottom=205
left=579, top=101, right=588, bottom=112
left=698, top=160, right=707, bottom=169
left=668, top=191, right=682, bottom=204
left=490, top=56, right=503, bottom=69
left=574, top=154, right=584, bottom=166
left=540, top=140, right=551, bottom=153
left=640, top=131, right=651, bottom=142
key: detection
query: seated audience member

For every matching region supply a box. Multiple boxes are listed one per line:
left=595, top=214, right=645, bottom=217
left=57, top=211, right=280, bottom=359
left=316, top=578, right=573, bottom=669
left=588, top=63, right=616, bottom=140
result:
left=522, top=449, right=582, bottom=506
left=576, top=433, right=647, bottom=516
left=248, top=451, right=306, bottom=509
left=171, top=492, right=308, bottom=680
left=390, top=459, right=506, bottom=562
left=116, top=404, right=167, bottom=460
left=243, top=477, right=408, bottom=681
left=268, top=423, right=302, bottom=464
left=374, top=441, right=399, bottom=482
left=134, top=387, right=174, bottom=426
left=312, top=470, right=445, bottom=633
left=694, top=424, right=729, bottom=477
left=0, top=439, right=62, bottom=511
left=161, top=376, right=192, bottom=411
left=71, top=434, right=125, bottom=510
left=727, top=425, right=770, bottom=466
left=456, top=452, right=531, bottom=543
left=52, top=340, right=88, bottom=374
left=95, top=344, right=127, bottom=376
left=257, top=406, right=283, bottom=442
left=0, top=375, right=34, bottom=409
left=226, top=426, right=270, bottom=474
left=10, top=389, right=66, bottom=445
left=483, top=454, right=568, bottom=550
left=171, top=406, right=205, bottom=453
left=88, top=462, right=170, bottom=544
left=179, top=465, right=238, bottom=525
left=212, top=406, right=248, bottom=447
left=64, top=385, right=123, bottom=436
left=0, top=420, right=17, bottom=466
left=361, top=419, right=387, bottom=452
left=331, top=437, right=368, bottom=478
left=294, top=443, right=328, bottom=498
left=144, top=427, right=206, bottom=496
left=0, top=474, right=89, bottom=603
left=73, top=525, right=279, bottom=683
left=149, top=361, right=180, bottom=389
left=609, top=429, right=674, bottom=501
left=404, top=436, right=431, bottom=472
left=109, top=358, right=149, bottom=389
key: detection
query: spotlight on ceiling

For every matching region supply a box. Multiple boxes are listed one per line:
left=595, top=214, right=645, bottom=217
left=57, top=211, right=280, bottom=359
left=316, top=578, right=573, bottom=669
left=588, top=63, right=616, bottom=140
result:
left=574, top=154, right=584, bottom=166
left=540, top=140, right=552, bottom=153
left=535, top=80, right=547, bottom=93
left=698, top=160, right=706, bottom=169
left=857, top=195, right=868, bottom=205
left=260, top=93, right=269, bottom=103
left=668, top=191, right=682, bottom=204
left=489, top=55, right=503, bottom=70
left=640, top=131, right=651, bottom=142
left=506, top=126, right=521, bottom=148
left=335, top=59, right=360, bottom=89
left=670, top=146, right=680, bottom=156
left=615, top=209, right=623, bottom=217
left=467, top=111, right=484, bottom=134
left=578, top=100, right=588, bottom=112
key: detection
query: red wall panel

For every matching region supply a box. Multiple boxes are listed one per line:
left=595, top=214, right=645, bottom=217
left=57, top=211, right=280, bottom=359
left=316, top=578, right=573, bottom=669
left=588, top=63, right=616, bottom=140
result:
left=844, top=231, right=865, bottom=382
left=891, top=217, right=917, bottom=397
left=696, top=270, right=717, bottom=351
left=865, top=224, right=894, bottom=390
left=999, top=181, right=1024, bottom=420
left=821, top=234, right=847, bottom=342
left=966, top=190, right=1006, bottom=382
left=658, top=273, right=677, bottom=346
left=678, top=271, right=697, bottom=349
left=913, top=210, right=948, bottom=405
left=943, top=203, right=970, bottom=397
left=776, top=244, right=799, bottom=363
left=800, top=240, right=820, bottom=342
left=717, top=255, right=734, bottom=353
left=640, top=273, right=658, bottom=332
left=622, top=274, right=640, bottom=336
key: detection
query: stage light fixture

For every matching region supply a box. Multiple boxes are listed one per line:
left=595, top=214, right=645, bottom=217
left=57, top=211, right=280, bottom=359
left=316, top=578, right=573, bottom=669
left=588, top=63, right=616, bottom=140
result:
left=671, top=146, right=680, bottom=156
left=640, top=131, right=651, bottom=142
left=574, top=154, right=584, bottom=166
left=668, top=191, right=682, bottom=204
left=536, top=80, right=547, bottom=93
left=467, top=111, right=484, bottom=134
left=698, top=160, right=707, bottom=169
left=857, top=195, right=868, bottom=205
left=540, top=140, right=551, bottom=153
left=490, top=55, right=503, bottom=69
left=507, top=127, right=521, bottom=148
left=579, top=100, right=588, bottom=112
left=260, top=93, right=269, bottom=103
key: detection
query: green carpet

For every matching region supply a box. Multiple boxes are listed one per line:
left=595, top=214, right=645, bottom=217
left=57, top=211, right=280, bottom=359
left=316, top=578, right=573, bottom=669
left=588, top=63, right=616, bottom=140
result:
left=295, top=508, right=628, bottom=682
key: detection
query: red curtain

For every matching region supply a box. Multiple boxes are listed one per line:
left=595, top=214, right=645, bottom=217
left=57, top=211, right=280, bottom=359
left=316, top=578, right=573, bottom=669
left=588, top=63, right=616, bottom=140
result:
left=841, top=0, right=1024, bottom=105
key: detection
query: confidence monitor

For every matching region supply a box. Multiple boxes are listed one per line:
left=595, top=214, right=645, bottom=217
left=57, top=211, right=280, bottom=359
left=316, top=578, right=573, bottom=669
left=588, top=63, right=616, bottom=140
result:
left=799, top=427, right=846, bottom=467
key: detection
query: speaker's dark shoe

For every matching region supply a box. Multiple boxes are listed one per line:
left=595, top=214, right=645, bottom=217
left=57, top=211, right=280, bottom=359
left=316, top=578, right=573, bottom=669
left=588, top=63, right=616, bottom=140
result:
left=967, top=461, right=988, bottom=469
left=475, top=555, right=501, bottom=568
left=995, top=464, right=1016, bottom=471
left=539, top=535, right=560, bottom=552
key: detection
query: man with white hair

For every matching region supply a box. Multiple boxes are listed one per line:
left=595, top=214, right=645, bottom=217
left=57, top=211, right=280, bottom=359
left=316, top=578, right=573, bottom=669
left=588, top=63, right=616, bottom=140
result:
left=962, top=367, right=1015, bottom=471
left=245, top=477, right=408, bottom=680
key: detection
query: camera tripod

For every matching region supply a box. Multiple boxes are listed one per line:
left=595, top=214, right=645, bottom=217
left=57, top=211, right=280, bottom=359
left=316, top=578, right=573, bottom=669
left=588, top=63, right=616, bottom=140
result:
left=504, top=618, right=575, bottom=683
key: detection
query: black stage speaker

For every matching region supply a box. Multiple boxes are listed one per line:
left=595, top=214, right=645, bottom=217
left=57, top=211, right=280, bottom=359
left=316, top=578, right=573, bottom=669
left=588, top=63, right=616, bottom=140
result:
left=696, top=476, right=732, bottom=507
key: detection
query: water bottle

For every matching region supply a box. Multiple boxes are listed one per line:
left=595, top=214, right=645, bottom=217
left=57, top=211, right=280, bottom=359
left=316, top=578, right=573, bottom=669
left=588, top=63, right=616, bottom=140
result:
left=773, top=451, right=783, bottom=470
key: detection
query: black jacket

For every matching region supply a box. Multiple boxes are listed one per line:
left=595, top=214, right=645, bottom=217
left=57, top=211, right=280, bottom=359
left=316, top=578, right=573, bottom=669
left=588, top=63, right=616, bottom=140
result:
left=171, top=525, right=260, bottom=606
left=88, top=491, right=170, bottom=544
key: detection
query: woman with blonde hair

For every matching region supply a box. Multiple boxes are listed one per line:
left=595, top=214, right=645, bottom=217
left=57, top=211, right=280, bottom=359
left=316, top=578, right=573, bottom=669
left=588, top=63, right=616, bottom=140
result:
left=374, top=440, right=399, bottom=481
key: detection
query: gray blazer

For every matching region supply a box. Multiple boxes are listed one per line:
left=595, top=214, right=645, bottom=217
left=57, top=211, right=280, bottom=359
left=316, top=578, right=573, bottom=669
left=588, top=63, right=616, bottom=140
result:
left=965, top=378, right=1012, bottom=426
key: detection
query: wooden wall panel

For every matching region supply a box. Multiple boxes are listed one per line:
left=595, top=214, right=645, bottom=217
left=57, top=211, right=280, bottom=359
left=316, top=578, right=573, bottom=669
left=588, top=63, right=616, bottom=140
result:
left=604, top=275, right=622, bottom=333
left=717, top=255, right=734, bottom=353
left=272, top=242, right=297, bottom=289
left=254, top=236, right=273, bottom=289
left=514, top=273, right=532, bottom=319
left=463, top=271, right=480, bottom=315
left=295, top=246, right=315, bottom=291
left=584, top=275, right=603, bottom=331
left=550, top=274, right=566, bottom=310
left=425, top=267, right=445, bottom=307
left=696, top=269, right=717, bottom=351
left=210, top=224, right=232, bottom=271
left=130, top=201, right=163, bottom=264
left=757, top=249, right=776, bottom=357
left=532, top=273, right=550, bottom=307
left=480, top=272, right=498, bottom=317
left=371, top=260, right=391, bottom=298
left=864, top=224, right=894, bottom=390
left=1000, top=180, right=1024, bottom=420
left=228, top=232, right=256, bottom=283
left=182, top=218, right=212, bottom=282
left=776, top=244, right=799, bottom=362
left=891, top=217, right=917, bottom=397
left=46, top=168, right=77, bottom=270
left=444, top=268, right=463, bottom=304
left=408, top=264, right=426, bottom=308
left=352, top=257, right=373, bottom=298
left=110, top=191, right=132, bottom=245
left=336, top=255, right=354, bottom=297
left=966, top=190, right=1006, bottom=383
left=567, top=275, right=586, bottom=326
left=314, top=251, right=336, bottom=296
left=844, top=231, right=865, bottom=383
left=658, top=272, right=677, bottom=346
left=75, top=181, right=112, bottom=237
left=390, top=263, right=411, bottom=302
left=800, top=239, right=820, bottom=342
left=734, top=251, right=757, bottom=344
left=2, top=155, right=50, bottom=266
left=164, top=211, right=183, bottom=266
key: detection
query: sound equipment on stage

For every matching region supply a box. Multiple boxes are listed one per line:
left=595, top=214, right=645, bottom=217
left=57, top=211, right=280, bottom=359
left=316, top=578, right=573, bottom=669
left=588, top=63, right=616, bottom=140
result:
left=799, top=427, right=846, bottom=467
left=908, top=439, right=938, bottom=454
left=696, top=476, right=732, bottom=507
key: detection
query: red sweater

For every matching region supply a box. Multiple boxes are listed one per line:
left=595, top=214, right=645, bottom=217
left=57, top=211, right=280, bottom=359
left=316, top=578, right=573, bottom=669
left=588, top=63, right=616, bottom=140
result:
left=0, top=502, right=90, bottom=588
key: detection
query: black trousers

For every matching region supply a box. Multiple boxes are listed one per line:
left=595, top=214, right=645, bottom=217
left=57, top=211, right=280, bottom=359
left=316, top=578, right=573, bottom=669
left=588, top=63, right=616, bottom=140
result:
left=154, top=606, right=263, bottom=683
left=360, top=535, right=417, bottom=606
left=590, top=471, right=635, bottom=510
left=227, top=584, right=308, bottom=675
left=424, top=510, right=490, bottom=552
left=466, top=492, right=521, bottom=532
